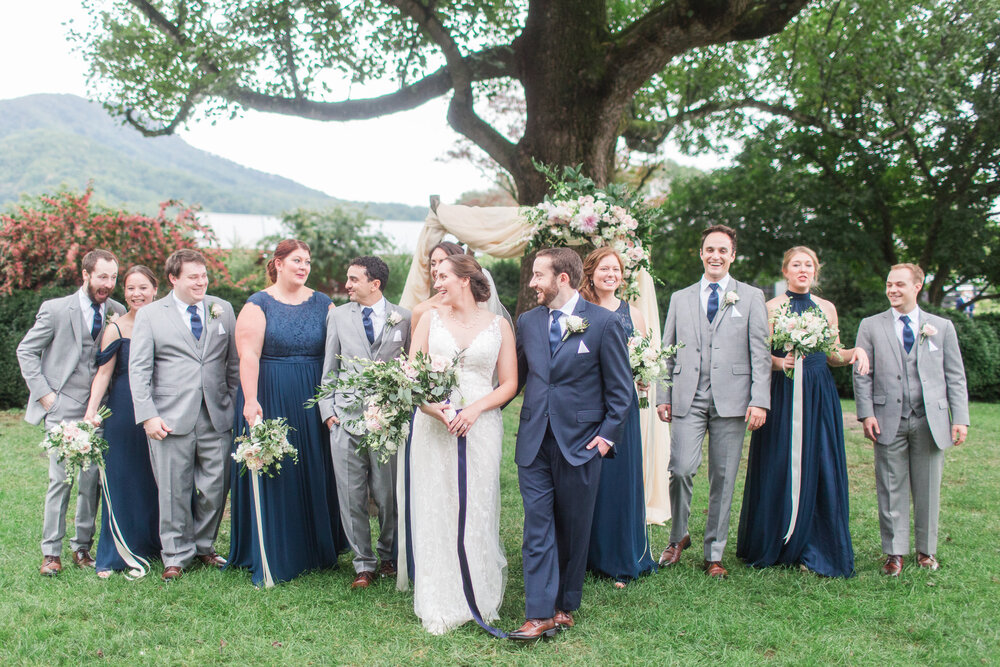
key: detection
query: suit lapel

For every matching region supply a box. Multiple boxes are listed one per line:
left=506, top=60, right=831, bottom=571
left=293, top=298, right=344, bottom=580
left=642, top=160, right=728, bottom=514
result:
left=551, top=297, right=588, bottom=360
left=528, top=307, right=551, bottom=382
left=710, top=279, right=737, bottom=333
left=687, top=285, right=702, bottom=345
left=349, top=302, right=373, bottom=359
left=879, top=310, right=904, bottom=372
left=373, top=303, right=398, bottom=359
left=67, top=299, right=84, bottom=349
left=166, top=294, right=200, bottom=356
left=195, top=298, right=213, bottom=358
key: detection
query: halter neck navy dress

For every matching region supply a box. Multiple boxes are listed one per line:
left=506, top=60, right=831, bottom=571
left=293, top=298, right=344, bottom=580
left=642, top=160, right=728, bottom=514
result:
left=586, top=299, right=657, bottom=583
left=737, top=291, right=854, bottom=577
left=94, top=328, right=162, bottom=572
left=228, top=291, right=348, bottom=585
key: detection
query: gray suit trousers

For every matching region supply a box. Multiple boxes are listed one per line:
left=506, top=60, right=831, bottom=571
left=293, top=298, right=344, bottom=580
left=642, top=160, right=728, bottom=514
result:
left=148, top=402, right=231, bottom=568
left=874, top=414, right=944, bottom=555
left=330, top=425, right=397, bottom=573
left=668, top=390, right=747, bottom=561
left=41, top=448, right=100, bottom=556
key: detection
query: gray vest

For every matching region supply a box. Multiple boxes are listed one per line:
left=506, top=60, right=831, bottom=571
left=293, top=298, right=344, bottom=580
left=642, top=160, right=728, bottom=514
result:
left=696, top=309, right=715, bottom=396
left=900, top=342, right=925, bottom=418
left=61, top=333, right=98, bottom=402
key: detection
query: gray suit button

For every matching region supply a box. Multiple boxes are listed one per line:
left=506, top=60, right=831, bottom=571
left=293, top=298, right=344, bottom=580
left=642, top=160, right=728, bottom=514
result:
left=897, top=399, right=902, bottom=403
left=897, top=375, right=902, bottom=380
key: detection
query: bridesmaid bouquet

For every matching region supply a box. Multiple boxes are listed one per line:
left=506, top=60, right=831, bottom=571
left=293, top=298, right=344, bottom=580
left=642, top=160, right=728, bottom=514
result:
left=39, top=406, right=112, bottom=485
left=627, top=334, right=684, bottom=408
left=232, top=417, right=298, bottom=477
left=768, top=303, right=840, bottom=378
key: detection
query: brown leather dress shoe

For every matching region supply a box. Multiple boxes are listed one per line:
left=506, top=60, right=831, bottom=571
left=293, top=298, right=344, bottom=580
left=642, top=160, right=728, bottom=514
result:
left=916, top=552, right=939, bottom=571
left=40, top=555, right=62, bottom=576
left=508, top=618, right=558, bottom=640
left=351, top=571, right=376, bottom=589
left=72, top=548, right=96, bottom=568
left=377, top=560, right=397, bottom=578
left=704, top=560, right=728, bottom=578
left=881, top=554, right=904, bottom=576
left=659, top=534, right=691, bottom=566
left=553, top=610, right=574, bottom=628
left=195, top=551, right=227, bottom=568
left=162, top=566, right=183, bottom=581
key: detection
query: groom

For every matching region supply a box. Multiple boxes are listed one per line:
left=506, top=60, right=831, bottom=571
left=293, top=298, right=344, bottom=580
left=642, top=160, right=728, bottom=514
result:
left=130, top=249, right=239, bottom=581
left=511, top=247, right=633, bottom=639
left=656, top=224, right=770, bottom=578
left=853, top=263, right=969, bottom=575
left=319, top=256, right=410, bottom=589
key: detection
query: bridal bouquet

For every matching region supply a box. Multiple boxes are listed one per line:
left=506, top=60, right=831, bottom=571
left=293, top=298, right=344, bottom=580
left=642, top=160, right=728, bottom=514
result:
left=627, top=334, right=684, bottom=408
left=232, top=417, right=298, bottom=477
left=40, top=406, right=112, bottom=485
left=768, top=303, right=841, bottom=378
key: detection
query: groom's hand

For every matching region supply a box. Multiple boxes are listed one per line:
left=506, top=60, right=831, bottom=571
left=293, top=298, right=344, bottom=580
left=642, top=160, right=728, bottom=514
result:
left=586, top=436, right=611, bottom=457
left=745, top=406, right=767, bottom=431
left=657, top=403, right=672, bottom=423
left=143, top=417, right=173, bottom=441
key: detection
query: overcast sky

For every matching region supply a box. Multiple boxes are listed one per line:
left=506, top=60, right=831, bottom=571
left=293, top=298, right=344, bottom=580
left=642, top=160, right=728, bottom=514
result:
left=0, top=1, right=718, bottom=207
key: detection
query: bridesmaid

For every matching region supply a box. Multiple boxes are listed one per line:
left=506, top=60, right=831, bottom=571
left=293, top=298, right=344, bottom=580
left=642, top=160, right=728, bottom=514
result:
left=227, top=239, right=347, bottom=585
left=580, top=247, right=657, bottom=587
left=84, top=266, right=161, bottom=577
left=736, top=246, right=869, bottom=577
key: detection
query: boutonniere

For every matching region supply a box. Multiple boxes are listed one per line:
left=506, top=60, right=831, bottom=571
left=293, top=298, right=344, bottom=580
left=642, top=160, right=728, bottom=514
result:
left=919, top=323, right=937, bottom=344
left=208, top=303, right=223, bottom=321
left=107, top=311, right=120, bottom=324
left=562, top=315, right=589, bottom=341
left=723, top=291, right=740, bottom=307
left=384, top=310, right=402, bottom=331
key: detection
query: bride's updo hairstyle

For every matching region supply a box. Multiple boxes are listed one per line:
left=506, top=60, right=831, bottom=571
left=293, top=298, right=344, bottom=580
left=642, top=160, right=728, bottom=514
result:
left=440, top=255, right=492, bottom=303
left=579, top=246, right=625, bottom=305
left=267, top=239, right=311, bottom=284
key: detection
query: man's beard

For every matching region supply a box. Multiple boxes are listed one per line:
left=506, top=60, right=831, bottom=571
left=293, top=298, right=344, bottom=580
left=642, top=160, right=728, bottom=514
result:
left=536, top=281, right=559, bottom=308
left=86, top=279, right=111, bottom=304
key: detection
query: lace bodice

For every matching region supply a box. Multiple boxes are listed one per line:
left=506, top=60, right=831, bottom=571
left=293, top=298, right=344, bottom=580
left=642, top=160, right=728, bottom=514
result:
left=248, top=290, right=332, bottom=358
left=428, top=310, right=502, bottom=408
left=614, top=299, right=634, bottom=337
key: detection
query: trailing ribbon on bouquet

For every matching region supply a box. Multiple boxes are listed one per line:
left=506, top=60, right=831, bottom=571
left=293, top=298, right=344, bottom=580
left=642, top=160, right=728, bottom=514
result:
left=455, top=410, right=507, bottom=639
left=783, top=353, right=805, bottom=543
left=249, top=417, right=276, bottom=588
left=98, top=467, right=150, bottom=579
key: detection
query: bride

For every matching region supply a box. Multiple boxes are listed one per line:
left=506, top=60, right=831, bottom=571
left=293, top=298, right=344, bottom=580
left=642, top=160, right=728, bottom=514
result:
left=403, top=254, right=517, bottom=635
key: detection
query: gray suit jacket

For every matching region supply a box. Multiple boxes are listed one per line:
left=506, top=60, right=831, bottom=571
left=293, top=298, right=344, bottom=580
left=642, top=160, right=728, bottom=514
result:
left=129, top=293, right=240, bottom=435
left=853, top=309, right=969, bottom=449
left=17, top=291, right=125, bottom=425
left=656, top=279, right=771, bottom=418
left=318, top=300, right=411, bottom=434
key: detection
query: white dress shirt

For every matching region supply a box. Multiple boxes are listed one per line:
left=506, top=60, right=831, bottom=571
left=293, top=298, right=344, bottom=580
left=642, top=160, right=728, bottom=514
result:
left=362, top=297, right=388, bottom=336
left=549, top=291, right=581, bottom=336
left=892, top=306, right=920, bottom=347
left=700, top=274, right=731, bottom=315
left=172, top=291, right=205, bottom=336
left=78, top=286, right=106, bottom=333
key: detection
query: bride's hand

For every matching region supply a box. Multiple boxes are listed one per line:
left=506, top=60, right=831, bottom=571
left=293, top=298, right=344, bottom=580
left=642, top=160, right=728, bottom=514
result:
left=419, top=402, right=452, bottom=427
left=448, top=405, right=482, bottom=436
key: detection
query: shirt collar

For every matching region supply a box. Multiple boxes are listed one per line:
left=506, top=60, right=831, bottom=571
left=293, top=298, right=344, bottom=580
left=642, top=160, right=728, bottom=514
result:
left=701, top=274, right=731, bottom=293
left=551, top=291, right=580, bottom=318
left=78, top=285, right=104, bottom=313
left=893, top=306, right=920, bottom=324
left=172, top=290, right=203, bottom=309
left=362, top=297, right=386, bottom=314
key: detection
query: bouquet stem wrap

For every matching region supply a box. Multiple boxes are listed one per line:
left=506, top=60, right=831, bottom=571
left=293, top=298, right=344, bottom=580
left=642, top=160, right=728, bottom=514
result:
left=99, top=467, right=150, bottom=579
left=783, top=353, right=805, bottom=544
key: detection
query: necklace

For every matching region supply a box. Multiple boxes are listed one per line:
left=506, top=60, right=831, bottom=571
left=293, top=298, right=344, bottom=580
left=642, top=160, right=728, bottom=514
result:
left=448, top=307, right=481, bottom=330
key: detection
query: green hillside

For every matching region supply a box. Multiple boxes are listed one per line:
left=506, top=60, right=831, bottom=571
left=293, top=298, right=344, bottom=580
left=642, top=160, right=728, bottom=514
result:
left=0, top=94, right=426, bottom=219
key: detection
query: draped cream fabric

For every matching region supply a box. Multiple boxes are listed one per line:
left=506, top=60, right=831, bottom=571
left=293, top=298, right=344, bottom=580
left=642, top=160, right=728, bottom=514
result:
left=399, top=204, right=670, bottom=525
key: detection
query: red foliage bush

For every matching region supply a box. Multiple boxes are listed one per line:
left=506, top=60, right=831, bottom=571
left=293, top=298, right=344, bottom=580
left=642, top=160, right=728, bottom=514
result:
left=0, top=187, right=234, bottom=294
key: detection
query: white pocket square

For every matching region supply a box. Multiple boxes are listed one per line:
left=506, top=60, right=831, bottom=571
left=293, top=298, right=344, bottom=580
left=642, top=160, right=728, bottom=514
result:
left=928, top=340, right=939, bottom=352
left=731, top=307, right=742, bottom=318
left=393, top=330, right=403, bottom=342
left=577, top=340, right=590, bottom=354
left=217, top=323, right=226, bottom=335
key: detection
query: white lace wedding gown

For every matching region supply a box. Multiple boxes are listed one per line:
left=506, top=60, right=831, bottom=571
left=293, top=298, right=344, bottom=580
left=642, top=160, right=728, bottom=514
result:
left=407, top=311, right=507, bottom=635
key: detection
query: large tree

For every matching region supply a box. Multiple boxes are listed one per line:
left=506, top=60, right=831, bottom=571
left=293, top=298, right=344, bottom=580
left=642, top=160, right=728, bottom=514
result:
left=79, top=0, right=810, bottom=205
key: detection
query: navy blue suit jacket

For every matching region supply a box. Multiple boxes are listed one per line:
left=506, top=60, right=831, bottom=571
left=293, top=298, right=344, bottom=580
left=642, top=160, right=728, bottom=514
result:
left=514, top=296, right=633, bottom=467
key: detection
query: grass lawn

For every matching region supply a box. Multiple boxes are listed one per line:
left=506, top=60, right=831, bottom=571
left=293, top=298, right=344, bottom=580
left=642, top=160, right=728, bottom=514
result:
left=1, top=399, right=998, bottom=665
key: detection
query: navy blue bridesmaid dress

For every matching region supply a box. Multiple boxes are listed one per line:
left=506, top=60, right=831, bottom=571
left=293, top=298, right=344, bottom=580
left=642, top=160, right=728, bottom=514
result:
left=737, top=290, right=854, bottom=578
left=228, top=291, right=348, bottom=585
left=95, top=326, right=162, bottom=572
left=586, top=300, right=657, bottom=584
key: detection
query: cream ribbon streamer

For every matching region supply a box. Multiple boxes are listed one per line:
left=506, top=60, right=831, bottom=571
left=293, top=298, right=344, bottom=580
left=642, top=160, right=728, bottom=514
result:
left=249, top=416, right=276, bottom=588
left=783, top=353, right=805, bottom=543
left=98, top=467, right=150, bottom=579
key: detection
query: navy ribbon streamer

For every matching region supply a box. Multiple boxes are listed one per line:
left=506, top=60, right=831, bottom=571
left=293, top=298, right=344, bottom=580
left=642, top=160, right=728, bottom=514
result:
left=455, top=409, right=508, bottom=639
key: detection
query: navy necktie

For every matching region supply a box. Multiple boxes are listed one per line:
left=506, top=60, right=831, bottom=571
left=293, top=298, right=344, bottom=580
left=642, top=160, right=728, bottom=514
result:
left=362, top=306, right=375, bottom=344
left=707, top=283, right=720, bottom=323
left=549, top=310, right=563, bottom=356
left=188, top=304, right=203, bottom=341
left=900, top=314, right=914, bottom=354
left=90, top=303, right=102, bottom=341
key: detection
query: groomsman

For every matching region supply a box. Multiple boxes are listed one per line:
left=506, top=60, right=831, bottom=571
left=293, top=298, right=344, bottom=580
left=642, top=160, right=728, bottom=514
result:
left=656, top=225, right=771, bottom=578
left=129, top=249, right=239, bottom=581
left=17, top=250, right=124, bottom=575
left=853, top=263, right=969, bottom=575
left=319, top=256, right=411, bottom=589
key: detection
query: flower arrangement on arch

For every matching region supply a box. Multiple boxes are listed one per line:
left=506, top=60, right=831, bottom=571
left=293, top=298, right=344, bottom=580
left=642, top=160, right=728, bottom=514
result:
left=521, top=163, right=655, bottom=301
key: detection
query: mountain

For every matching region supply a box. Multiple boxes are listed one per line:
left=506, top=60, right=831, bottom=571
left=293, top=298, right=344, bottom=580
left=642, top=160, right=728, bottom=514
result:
left=0, top=94, right=426, bottom=219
